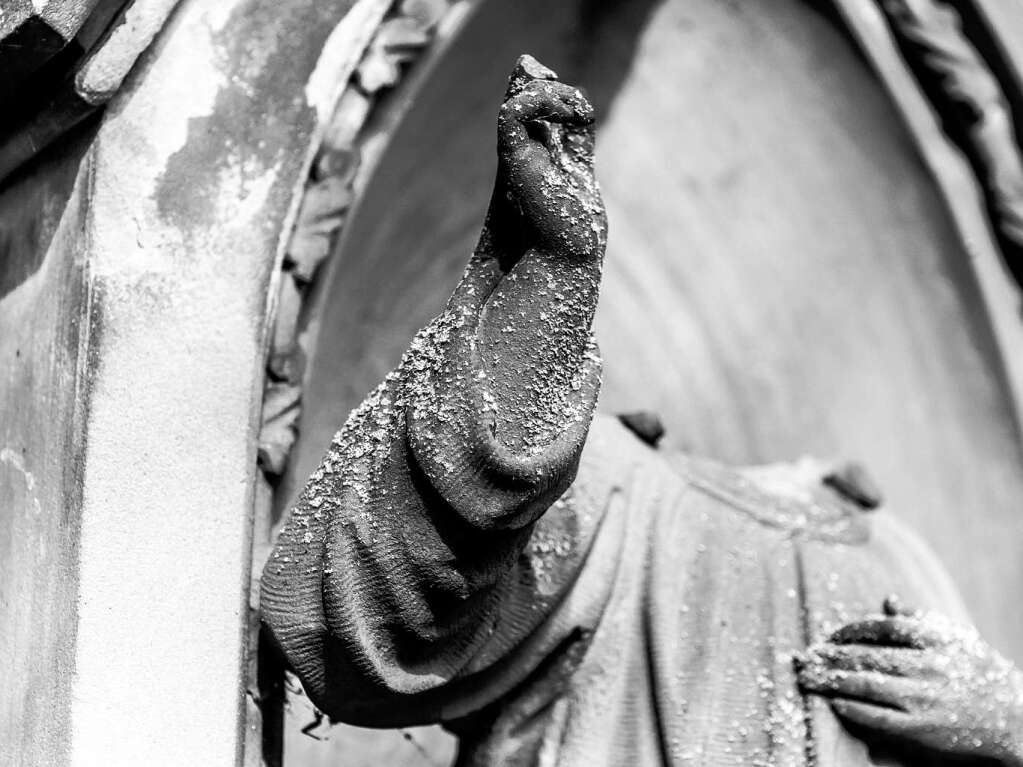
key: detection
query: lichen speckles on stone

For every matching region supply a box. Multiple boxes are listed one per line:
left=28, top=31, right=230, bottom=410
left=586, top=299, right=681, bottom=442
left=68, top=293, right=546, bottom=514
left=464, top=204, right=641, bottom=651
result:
left=262, top=56, right=610, bottom=719
left=797, top=602, right=1023, bottom=762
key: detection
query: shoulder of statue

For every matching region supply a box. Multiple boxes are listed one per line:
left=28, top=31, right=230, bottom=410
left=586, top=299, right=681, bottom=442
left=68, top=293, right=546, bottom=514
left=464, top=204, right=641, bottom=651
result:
left=668, top=454, right=874, bottom=545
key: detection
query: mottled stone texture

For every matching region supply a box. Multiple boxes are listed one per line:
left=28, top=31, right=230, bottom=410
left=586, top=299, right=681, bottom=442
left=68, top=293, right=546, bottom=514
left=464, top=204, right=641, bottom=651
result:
left=0, top=119, right=97, bottom=767
left=0, top=0, right=372, bottom=763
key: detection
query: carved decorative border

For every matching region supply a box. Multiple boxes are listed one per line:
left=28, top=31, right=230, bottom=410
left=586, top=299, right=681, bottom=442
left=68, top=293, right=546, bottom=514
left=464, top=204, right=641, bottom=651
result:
left=876, top=0, right=1023, bottom=288
left=247, top=0, right=466, bottom=759
left=255, top=0, right=462, bottom=488
left=833, top=0, right=1023, bottom=444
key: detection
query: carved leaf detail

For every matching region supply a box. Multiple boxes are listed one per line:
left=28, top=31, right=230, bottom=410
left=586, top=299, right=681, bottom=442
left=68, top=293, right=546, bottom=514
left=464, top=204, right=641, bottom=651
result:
left=321, top=88, right=372, bottom=153
left=357, top=17, right=433, bottom=93
left=268, top=275, right=306, bottom=384
left=286, top=175, right=353, bottom=283
left=257, top=383, right=303, bottom=476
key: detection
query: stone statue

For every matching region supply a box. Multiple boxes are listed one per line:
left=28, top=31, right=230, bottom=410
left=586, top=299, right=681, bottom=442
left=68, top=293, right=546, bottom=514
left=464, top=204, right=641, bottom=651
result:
left=261, top=55, right=1023, bottom=766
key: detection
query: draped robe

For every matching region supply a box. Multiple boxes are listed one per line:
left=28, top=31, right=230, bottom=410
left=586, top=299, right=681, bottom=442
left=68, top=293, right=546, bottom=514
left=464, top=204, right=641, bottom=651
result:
left=261, top=317, right=968, bottom=767
left=262, top=54, right=973, bottom=767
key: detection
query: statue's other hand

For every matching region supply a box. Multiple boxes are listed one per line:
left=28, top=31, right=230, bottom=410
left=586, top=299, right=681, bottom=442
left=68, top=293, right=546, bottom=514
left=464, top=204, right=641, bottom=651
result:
left=492, top=55, right=607, bottom=261
left=797, top=599, right=1023, bottom=766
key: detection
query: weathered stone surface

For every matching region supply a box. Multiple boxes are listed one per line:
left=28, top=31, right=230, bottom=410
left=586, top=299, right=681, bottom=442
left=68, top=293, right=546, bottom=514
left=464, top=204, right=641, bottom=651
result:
left=262, top=52, right=1018, bottom=767
left=286, top=0, right=1023, bottom=672
left=258, top=383, right=302, bottom=477
left=0, top=0, right=179, bottom=186
left=74, top=0, right=181, bottom=104
left=0, top=0, right=385, bottom=763
left=268, top=275, right=307, bottom=384
left=357, top=16, right=433, bottom=92
left=285, top=176, right=352, bottom=282
left=0, top=119, right=98, bottom=767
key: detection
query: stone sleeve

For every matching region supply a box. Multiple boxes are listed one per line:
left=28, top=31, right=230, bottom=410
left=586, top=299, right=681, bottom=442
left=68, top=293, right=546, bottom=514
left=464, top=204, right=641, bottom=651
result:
left=260, top=55, right=608, bottom=726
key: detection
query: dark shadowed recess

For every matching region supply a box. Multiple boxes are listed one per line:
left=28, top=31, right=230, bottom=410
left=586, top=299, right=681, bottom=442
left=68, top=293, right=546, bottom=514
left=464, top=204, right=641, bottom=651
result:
left=0, top=115, right=100, bottom=301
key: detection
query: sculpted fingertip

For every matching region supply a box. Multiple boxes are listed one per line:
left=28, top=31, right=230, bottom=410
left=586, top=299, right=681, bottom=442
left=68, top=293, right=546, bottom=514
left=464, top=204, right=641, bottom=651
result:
left=831, top=699, right=852, bottom=715
left=507, top=54, right=558, bottom=98
left=516, top=54, right=558, bottom=80
left=570, top=90, right=595, bottom=124
left=793, top=658, right=833, bottom=689
left=827, top=628, right=849, bottom=644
